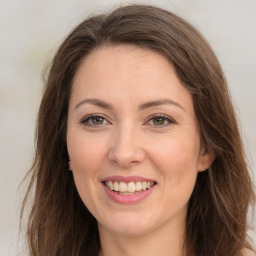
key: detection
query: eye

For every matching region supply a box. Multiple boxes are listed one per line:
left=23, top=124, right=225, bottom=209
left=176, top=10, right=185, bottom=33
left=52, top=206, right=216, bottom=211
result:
left=146, top=114, right=175, bottom=127
left=81, top=114, right=109, bottom=126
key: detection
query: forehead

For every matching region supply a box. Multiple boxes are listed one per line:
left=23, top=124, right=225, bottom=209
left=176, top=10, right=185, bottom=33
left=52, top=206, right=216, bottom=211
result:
left=71, top=45, right=194, bottom=114
left=73, top=45, right=173, bottom=84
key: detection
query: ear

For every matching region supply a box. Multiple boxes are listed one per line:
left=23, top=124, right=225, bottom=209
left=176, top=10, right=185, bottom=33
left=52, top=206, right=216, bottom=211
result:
left=197, top=145, right=215, bottom=172
left=68, top=158, right=72, bottom=171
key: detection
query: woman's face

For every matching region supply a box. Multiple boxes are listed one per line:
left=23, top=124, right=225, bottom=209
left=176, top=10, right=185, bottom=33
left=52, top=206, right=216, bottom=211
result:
left=67, top=45, right=212, bottom=237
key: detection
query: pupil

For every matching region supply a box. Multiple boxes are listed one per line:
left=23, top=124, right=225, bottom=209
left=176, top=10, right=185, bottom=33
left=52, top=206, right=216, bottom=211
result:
left=154, top=117, right=164, bottom=125
left=93, top=117, right=103, bottom=124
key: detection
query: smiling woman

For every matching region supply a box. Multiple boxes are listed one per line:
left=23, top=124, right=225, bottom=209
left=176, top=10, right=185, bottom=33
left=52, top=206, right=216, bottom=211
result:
left=21, top=4, right=255, bottom=256
left=67, top=45, right=210, bottom=243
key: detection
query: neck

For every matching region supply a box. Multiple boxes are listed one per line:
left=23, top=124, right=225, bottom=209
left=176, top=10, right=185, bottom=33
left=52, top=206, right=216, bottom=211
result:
left=98, top=218, right=186, bottom=256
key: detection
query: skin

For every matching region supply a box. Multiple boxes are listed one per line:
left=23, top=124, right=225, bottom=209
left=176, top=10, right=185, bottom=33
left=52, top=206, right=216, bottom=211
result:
left=67, top=45, right=213, bottom=256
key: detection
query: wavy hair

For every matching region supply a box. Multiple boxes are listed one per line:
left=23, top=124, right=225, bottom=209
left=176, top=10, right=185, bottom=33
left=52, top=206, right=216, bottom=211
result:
left=21, top=4, right=255, bottom=256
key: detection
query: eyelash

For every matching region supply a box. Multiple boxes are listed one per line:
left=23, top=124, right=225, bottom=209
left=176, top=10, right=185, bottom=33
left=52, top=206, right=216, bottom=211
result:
left=80, top=114, right=175, bottom=127
left=81, top=114, right=109, bottom=126
left=145, top=114, right=175, bottom=127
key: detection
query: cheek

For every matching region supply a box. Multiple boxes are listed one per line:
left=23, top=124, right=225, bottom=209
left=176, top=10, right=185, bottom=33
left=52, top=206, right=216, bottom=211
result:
left=67, top=132, right=107, bottom=174
left=67, top=134, right=106, bottom=208
left=148, top=133, right=200, bottom=199
left=150, top=137, right=200, bottom=175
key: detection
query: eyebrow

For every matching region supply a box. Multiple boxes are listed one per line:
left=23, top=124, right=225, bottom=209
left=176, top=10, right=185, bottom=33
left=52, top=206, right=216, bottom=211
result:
left=138, top=99, right=185, bottom=111
left=75, top=98, right=113, bottom=110
left=74, top=98, right=185, bottom=112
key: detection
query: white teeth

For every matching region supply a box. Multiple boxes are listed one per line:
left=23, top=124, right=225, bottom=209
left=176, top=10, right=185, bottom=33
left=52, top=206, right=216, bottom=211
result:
left=142, top=181, right=147, bottom=190
left=127, top=182, right=136, bottom=193
left=119, top=182, right=127, bottom=192
left=135, top=181, right=142, bottom=191
left=113, top=181, right=119, bottom=191
left=105, top=180, right=155, bottom=193
left=109, top=181, right=114, bottom=190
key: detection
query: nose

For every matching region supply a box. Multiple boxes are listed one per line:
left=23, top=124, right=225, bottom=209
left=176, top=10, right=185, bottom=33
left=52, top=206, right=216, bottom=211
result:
left=107, top=124, right=146, bottom=168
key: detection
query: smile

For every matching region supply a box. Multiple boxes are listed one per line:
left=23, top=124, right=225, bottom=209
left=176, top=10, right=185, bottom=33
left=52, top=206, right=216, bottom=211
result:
left=104, top=181, right=155, bottom=194
left=101, top=176, right=157, bottom=204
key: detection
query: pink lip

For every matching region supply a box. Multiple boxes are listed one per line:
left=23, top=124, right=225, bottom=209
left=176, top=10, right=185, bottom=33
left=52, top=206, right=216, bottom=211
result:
left=102, top=175, right=155, bottom=183
left=101, top=176, right=156, bottom=204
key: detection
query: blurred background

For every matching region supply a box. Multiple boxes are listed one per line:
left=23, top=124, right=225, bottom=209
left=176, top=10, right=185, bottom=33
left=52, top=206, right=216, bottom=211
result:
left=0, top=0, right=255, bottom=255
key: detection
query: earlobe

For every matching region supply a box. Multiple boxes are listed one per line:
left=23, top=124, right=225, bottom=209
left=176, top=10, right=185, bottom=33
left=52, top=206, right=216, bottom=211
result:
left=197, top=146, right=215, bottom=172
left=68, top=158, right=72, bottom=171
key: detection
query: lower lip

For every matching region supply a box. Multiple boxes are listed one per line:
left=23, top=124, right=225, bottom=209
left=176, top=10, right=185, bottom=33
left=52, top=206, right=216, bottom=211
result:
left=102, top=183, right=155, bottom=204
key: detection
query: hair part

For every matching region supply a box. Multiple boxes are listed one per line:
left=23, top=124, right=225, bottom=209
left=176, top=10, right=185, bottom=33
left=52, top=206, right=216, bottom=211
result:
left=21, top=4, right=255, bottom=256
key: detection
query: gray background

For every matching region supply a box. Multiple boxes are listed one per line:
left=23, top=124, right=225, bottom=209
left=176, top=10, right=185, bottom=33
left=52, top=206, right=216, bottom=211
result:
left=0, top=0, right=255, bottom=255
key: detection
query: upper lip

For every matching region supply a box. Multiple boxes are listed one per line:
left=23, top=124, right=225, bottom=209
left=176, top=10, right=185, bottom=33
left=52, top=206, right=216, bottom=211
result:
left=102, top=175, right=156, bottom=183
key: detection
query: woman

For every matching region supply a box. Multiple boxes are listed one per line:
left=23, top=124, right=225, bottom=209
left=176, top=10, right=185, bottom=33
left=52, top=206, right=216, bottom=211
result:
left=21, top=4, right=255, bottom=256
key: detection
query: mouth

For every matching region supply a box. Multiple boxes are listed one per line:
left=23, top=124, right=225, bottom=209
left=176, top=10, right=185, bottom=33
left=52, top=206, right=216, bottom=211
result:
left=103, top=180, right=156, bottom=195
left=101, top=176, right=157, bottom=204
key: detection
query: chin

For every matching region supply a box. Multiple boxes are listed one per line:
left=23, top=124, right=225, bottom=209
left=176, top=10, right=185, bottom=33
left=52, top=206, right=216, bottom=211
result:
left=98, top=211, right=158, bottom=236
left=106, top=224, right=153, bottom=237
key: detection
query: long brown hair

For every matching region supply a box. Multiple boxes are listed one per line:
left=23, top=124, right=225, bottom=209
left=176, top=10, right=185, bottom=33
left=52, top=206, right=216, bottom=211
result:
left=21, top=4, right=255, bottom=256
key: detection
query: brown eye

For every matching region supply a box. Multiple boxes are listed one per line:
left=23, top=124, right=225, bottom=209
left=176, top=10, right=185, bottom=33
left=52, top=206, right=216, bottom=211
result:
left=152, top=117, right=165, bottom=125
left=81, top=114, right=108, bottom=126
left=92, top=116, right=104, bottom=125
left=147, top=115, right=174, bottom=127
